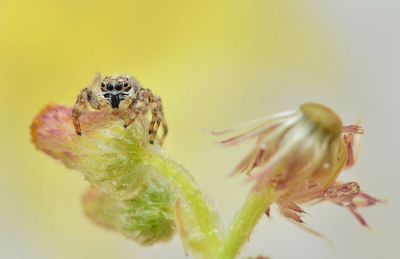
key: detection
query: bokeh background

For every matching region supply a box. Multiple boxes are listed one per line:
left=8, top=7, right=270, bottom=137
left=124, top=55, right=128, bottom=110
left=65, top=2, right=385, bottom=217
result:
left=0, top=1, right=399, bottom=258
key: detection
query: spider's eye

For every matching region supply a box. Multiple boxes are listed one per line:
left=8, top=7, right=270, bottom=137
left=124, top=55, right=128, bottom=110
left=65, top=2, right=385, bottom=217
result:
left=100, top=82, right=106, bottom=91
left=107, top=85, right=113, bottom=91
left=115, top=84, right=122, bottom=91
left=123, top=82, right=129, bottom=87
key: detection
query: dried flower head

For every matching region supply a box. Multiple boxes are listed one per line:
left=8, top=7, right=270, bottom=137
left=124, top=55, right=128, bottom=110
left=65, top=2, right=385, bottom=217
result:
left=214, top=103, right=381, bottom=227
left=215, top=103, right=345, bottom=190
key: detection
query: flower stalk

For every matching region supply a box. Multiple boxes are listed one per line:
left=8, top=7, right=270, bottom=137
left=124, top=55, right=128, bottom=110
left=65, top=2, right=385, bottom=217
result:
left=149, top=154, right=221, bottom=257
left=216, top=186, right=276, bottom=259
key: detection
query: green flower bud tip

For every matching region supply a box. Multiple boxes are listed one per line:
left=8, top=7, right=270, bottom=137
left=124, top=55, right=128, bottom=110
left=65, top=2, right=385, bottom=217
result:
left=82, top=184, right=175, bottom=246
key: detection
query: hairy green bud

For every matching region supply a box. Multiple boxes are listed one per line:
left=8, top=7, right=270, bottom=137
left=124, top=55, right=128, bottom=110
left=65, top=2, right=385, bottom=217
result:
left=83, top=183, right=175, bottom=245
left=31, top=105, right=221, bottom=257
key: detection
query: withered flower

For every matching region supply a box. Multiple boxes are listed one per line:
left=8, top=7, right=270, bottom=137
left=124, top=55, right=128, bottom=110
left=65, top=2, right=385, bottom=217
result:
left=214, top=103, right=381, bottom=228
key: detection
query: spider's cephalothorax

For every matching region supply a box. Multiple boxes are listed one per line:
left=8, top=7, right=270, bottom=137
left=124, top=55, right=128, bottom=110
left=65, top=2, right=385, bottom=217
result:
left=72, top=74, right=167, bottom=144
left=100, top=75, right=138, bottom=109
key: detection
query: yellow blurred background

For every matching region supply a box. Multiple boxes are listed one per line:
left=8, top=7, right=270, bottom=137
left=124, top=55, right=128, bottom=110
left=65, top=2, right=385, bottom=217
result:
left=0, top=1, right=398, bottom=258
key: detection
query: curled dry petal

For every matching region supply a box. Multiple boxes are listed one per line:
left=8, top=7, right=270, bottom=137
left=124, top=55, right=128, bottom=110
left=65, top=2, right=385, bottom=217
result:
left=323, top=182, right=383, bottom=227
left=342, top=125, right=363, bottom=168
left=270, top=181, right=382, bottom=228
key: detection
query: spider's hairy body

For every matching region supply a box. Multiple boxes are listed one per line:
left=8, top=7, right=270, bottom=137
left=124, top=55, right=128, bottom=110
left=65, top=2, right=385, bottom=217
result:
left=72, top=73, right=167, bottom=144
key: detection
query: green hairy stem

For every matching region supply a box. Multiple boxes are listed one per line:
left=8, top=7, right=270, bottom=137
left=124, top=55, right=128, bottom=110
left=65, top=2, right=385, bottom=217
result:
left=216, top=187, right=276, bottom=259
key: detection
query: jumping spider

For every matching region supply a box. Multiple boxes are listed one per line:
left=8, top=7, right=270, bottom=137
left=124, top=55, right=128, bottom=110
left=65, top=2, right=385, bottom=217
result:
left=72, top=73, right=167, bottom=144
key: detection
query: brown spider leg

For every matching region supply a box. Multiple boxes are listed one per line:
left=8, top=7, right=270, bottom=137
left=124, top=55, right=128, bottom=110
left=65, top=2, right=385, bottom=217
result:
left=148, top=109, right=158, bottom=135
left=156, top=104, right=168, bottom=145
left=72, top=91, right=87, bottom=135
left=158, top=97, right=168, bottom=145
left=124, top=88, right=166, bottom=145
left=124, top=91, right=148, bottom=128
left=72, top=74, right=103, bottom=135
left=123, top=110, right=140, bottom=128
left=146, top=89, right=156, bottom=134
left=148, top=94, right=167, bottom=144
left=158, top=99, right=168, bottom=144
left=149, top=118, right=162, bottom=144
left=160, top=120, right=168, bottom=144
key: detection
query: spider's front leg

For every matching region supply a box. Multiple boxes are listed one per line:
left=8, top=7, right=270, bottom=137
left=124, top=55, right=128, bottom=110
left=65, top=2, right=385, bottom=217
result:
left=72, top=74, right=103, bottom=135
left=124, top=89, right=167, bottom=145
left=148, top=95, right=168, bottom=145
left=123, top=89, right=149, bottom=130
